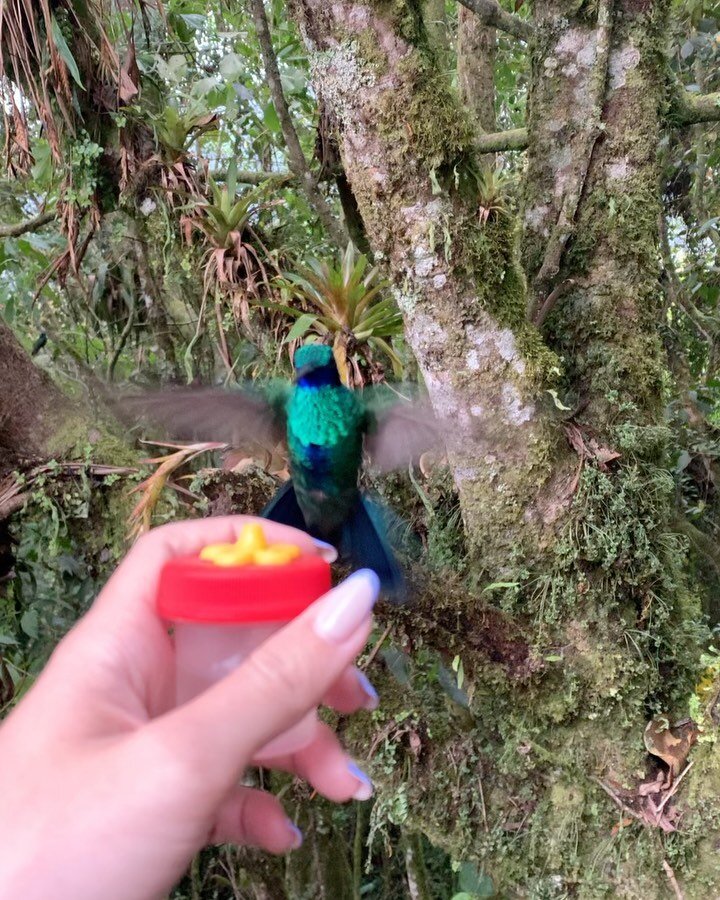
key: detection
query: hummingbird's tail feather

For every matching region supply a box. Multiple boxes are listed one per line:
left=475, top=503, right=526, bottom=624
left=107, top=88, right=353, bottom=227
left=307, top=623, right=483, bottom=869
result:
left=261, top=480, right=308, bottom=531
left=341, top=495, right=406, bottom=604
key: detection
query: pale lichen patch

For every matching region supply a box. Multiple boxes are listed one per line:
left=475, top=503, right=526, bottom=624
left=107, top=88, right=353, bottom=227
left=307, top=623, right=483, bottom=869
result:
left=310, top=40, right=376, bottom=119
left=501, top=383, right=535, bottom=424
left=609, top=44, right=641, bottom=90
left=525, top=204, right=551, bottom=234
left=465, top=325, right=526, bottom=375
left=606, top=158, right=634, bottom=181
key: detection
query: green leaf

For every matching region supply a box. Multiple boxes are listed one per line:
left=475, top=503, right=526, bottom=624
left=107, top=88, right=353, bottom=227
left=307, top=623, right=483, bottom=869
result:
left=31, top=140, right=53, bottom=188
left=284, top=313, right=318, bottom=342
left=0, top=633, right=17, bottom=646
left=179, top=13, right=206, bottom=30
left=20, top=608, right=39, bottom=639
left=51, top=15, right=84, bottom=89
left=191, top=77, right=220, bottom=97
left=219, top=52, right=244, bottom=81
left=458, top=862, right=495, bottom=897
left=263, top=101, right=282, bottom=135
left=482, top=581, right=519, bottom=592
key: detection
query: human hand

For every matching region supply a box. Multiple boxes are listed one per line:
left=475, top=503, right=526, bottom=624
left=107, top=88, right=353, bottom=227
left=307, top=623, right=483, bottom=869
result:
left=0, top=516, right=379, bottom=900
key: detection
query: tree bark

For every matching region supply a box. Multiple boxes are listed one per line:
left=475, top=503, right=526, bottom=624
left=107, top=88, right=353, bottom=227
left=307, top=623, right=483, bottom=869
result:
left=288, top=1, right=720, bottom=894
left=0, top=317, right=73, bottom=463
left=457, top=7, right=496, bottom=165
left=288, top=0, right=563, bottom=575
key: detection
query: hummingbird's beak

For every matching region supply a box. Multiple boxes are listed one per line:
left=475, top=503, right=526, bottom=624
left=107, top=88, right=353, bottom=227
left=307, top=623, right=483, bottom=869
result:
left=295, top=364, right=314, bottom=380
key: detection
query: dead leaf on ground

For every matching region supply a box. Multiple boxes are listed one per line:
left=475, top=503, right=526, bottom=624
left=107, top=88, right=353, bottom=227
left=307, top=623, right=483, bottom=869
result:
left=644, top=717, right=699, bottom=776
left=564, top=424, right=621, bottom=472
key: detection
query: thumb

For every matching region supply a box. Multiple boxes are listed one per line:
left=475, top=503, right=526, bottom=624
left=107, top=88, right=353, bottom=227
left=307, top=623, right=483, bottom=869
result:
left=146, top=570, right=379, bottom=784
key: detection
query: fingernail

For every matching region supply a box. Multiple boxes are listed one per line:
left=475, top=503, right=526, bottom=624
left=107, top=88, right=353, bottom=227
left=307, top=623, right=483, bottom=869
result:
left=356, top=669, right=379, bottom=710
left=285, top=820, right=303, bottom=850
left=348, top=763, right=374, bottom=801
left=313, top=569, right=380, bottom=644
left=312, top=538, right=338, bottom=563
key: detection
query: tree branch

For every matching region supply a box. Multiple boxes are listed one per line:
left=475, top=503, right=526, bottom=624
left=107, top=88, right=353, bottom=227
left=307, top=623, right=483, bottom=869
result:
left=671, top=90, right=720, bottom=127
left=249, top=0, right=348, bottom=248
left=0, top=210, right=54, bottom=239
left=659, top=214, right=718, bottom=348
left=457, top=0, right=533, bottom=41
left=213, top=169, right=295, bottom=186
left=528, top=0, right=613, bottom=322
left=475, top=126, right=528, bottom=153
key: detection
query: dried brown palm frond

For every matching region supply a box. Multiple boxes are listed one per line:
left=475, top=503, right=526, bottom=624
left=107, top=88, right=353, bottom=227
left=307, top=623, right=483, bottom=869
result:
left=0, top=0, right=124, bottom=172
left=127, top=441, right=226, bottom=540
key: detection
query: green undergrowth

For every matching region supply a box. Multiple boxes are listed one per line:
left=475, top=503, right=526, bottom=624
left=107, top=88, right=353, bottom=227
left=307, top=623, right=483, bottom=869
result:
left=347, top=437, right=716, bottom=893
left=0, top=465, right=144, bottom=678
left=3, top=443, right=718, bottom=893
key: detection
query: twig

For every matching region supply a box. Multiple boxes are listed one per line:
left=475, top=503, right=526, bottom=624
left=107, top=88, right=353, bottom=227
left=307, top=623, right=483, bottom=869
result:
left=213, top=168, right=294, bottom=186
left=528, top=0, right=614, bottom=320
left=107, top=299, right=136, bottom=382
left=659, top=214, right=717, bottom=348
left=532, top=278, right=575, bottom=328
left=457, top=0, right=533, bottom=41
left=671, top=89, right=720, bottom=127
left=0, top=210, right=54, bottom=239
left=475, top=127, right=528, bottom=154
left=249, top=0, right=347, bottom=248
left=0, top=492, right=29, bottom=520
left=656, top=761, right=694, bottom=815
left=662, top=859, right=685, bottom=900
left=591, top=775, right=643, bottom=822
left=361, top=622, right=393, bottom=671
left=478, top=769, right=489, bottom=831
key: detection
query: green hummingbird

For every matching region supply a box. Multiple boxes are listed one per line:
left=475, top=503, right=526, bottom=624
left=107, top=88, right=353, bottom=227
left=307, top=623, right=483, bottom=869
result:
left=122, top=344, right=439, bottom=600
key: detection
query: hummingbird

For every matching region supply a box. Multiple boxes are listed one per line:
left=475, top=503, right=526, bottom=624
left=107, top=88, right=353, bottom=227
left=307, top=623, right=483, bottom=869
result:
left=121, top=344, right=440, bottom=600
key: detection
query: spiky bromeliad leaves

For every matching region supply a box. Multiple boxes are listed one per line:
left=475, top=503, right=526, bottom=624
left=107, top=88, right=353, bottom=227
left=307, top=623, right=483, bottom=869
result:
left=121, top=345, right=440, bottom=601
left=274, top=243, right=404, bottom=387
left=183, top=163, right=279, bottom=320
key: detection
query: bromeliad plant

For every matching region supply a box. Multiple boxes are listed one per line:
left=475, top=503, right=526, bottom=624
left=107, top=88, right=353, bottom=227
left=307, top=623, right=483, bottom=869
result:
left=182, top=162, right=280, bottom=328
left=274, top=243, right=404, bottom=386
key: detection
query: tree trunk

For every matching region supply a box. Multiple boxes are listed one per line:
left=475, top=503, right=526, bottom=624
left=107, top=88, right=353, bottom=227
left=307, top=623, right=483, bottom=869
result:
left=0, top=316, right=130, bottom=472
left=0, top=318, right=73, bottom=465
left=289, top=0, right=564, bottom=576
left=290, top=1, right=720, bottom=894
left=457, top=7, right=496, bottom=167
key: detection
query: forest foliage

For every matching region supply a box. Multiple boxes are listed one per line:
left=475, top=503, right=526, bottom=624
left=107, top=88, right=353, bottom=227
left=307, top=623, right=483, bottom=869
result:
left=0, top=0, right=720, bottom=896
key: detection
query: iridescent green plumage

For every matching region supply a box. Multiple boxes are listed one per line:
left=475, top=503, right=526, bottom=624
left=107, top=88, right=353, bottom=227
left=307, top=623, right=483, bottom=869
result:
left=121, top=343, right=440, bottom=599
left=285, top=374, right=365, bottom=533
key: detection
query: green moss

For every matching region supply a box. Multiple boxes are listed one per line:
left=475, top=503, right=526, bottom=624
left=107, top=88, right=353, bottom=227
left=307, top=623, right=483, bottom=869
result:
left=46, top=415, right=139, bottom=468
left=3, top=468, right=135, bottom=668
left=367, top=0, right=426, bottom=46
left=372, top=49, right=474, bottom=181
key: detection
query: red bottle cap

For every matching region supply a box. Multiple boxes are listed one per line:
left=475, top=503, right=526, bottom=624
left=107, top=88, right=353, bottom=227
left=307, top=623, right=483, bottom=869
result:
left=157, top=555, right=332, bottom=624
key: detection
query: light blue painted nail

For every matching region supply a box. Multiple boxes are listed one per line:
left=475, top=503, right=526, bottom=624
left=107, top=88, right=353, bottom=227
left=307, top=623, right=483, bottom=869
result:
left=356, top=670, right=379, bottom=710
left=312, top=538, right=338, bottom=562
left=345, top=568, right=381, bottom=602
left=348, top=762, right=374, bottom=801
left=286, top=821, right=303, bottom=849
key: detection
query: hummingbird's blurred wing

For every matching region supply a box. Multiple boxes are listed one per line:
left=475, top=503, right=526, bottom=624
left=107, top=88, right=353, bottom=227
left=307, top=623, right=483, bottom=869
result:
left=362, top=386, right=443, bottom=473
left=117, top=383, right=289, bottom=448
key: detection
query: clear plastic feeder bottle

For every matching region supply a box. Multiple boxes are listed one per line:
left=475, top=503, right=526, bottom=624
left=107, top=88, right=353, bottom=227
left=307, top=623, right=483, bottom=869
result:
left=157, top=524, right=331, bottom=760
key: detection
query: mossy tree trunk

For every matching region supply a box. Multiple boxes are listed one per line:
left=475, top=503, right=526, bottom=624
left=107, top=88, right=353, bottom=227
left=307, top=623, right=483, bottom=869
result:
left=457, top=6, right=496, bottom=166
left=0, top=317, right=74, bottom=463
left=289, top=0, right=566, bottom=577
left=288, top=0, right=720, bottom=894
